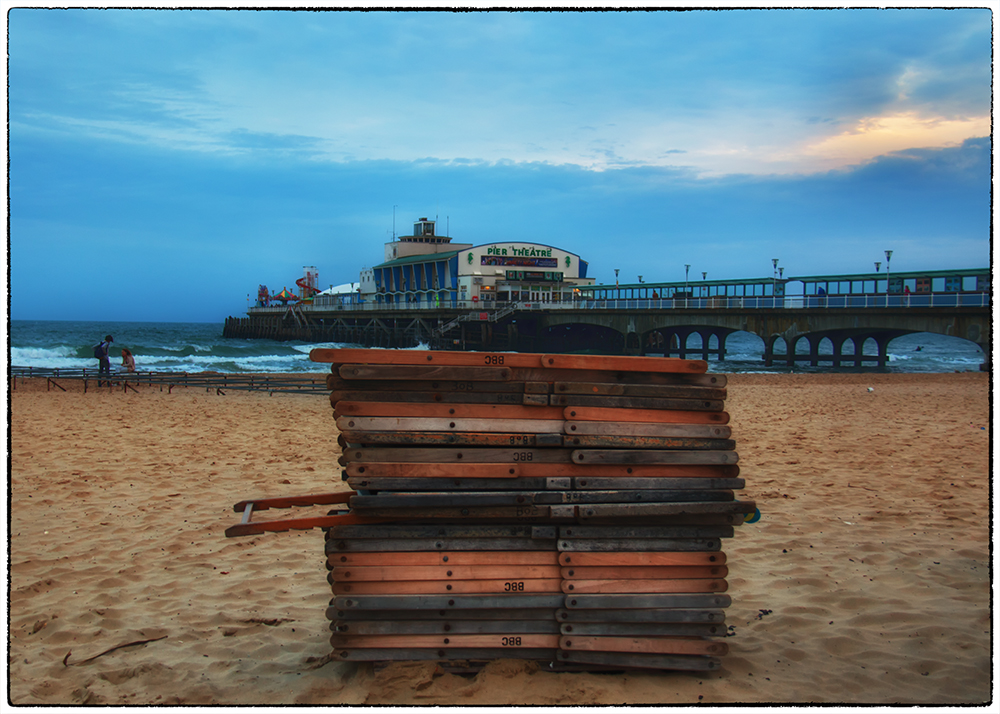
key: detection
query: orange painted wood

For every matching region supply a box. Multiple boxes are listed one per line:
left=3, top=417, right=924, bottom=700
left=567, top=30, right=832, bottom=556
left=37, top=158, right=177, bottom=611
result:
left=562, top=407, right=730, bottom=424
left=560, top=565, right=728, bottom=580
left=558, top=635, right=728, bottom=657
left=311, top=348, right=542, bottom=367
left=331, top=565, right=562, bottom=581
left=558, top=552, right=726, bottom=567
left=345, top=463, right=521, bottom=479
left=332, top=578, right=563, bottom=595
left=336, top=402, right=566, bottom=420
left=540, top=354, right=707, bottom=374
left=225, top=512, right=389, bottom=538
left=327, top=551, right=558, bottom=567
left=560, top=578, right=728, bottom=594
left=329, top=633, right=561, bottom=649
left=344, top=462, right=737, bottom=479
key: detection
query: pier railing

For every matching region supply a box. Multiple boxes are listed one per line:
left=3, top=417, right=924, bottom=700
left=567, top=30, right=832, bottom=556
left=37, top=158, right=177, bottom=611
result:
left=249, top=290, right=990, bottom=315
left=9, top=367, right=330, bottom=395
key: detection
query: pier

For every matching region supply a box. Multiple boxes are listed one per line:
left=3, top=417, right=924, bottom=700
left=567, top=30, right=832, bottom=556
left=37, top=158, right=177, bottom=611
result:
left=224, top=268, right=991, bottom=370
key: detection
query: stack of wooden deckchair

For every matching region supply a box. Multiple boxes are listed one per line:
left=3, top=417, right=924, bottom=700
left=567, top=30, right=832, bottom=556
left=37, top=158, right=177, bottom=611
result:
left=310, top=348, right=754, bottom=672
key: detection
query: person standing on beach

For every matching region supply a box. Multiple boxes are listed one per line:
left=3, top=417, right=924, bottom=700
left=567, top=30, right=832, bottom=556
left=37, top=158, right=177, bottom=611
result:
left=95, top=334, right=113, bottom=386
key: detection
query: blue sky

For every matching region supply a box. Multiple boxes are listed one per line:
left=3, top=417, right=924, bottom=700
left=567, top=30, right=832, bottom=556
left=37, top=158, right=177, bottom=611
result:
left=8, top=8, right=993, bottom=323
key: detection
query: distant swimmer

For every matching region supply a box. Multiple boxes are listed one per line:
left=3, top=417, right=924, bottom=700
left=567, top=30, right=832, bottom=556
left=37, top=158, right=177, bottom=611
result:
left=915, top=346, right=923, bottom=352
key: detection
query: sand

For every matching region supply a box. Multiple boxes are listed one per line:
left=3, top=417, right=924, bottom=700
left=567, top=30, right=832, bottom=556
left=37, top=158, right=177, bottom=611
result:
left=7, top=371, right=993, bottom=706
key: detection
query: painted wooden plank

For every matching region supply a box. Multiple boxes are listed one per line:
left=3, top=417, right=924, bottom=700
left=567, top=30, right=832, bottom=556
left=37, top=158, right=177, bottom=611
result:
left=558, top=551, right=726, bottom=567
left=563, top=435, right=736, bottom=450
left=540, top=354, right=706, bottom=374
left=325, top=524, right=555, bottom=539
left=336, top=402, right=566, bottom=420
left=326, top=538, right=558, bottom=553
left=345, top=461, right=738, bottom=479
left=558, top=635, right=728, bottom=657
left=333, top=647, right=559, bottom=662
left=560, top=565, right=729, bottom=580
left=564, top=421, right=732, bottom=438
left=562, top=593, right=732, bottom=610
left=556, top=650, right=722, bottom=672
left=571, top=450, right=738, bottom=465
left=332, top=565, right=561, bottom=582
left=553, top=381, right=727, bottom=399
left=345, top=463, right=522, bottom=479
left=507, top=368, right=727, bottom=387
left=339, top=364, right=514, bottom=382
left=348, top=490, right=733, bottom=510
left=341, top=431, right=565, bottom=448
left=313, top=348, right=542, bottom=367
left=569, top=477, right=743, bottom=491
left=558, top=526, right=733, bottom=540
left=337, top=416, right=566, bottom=434
left=551, top=395, right=725, bottom=412
left=333, top=594, right=567, bottom=610
left=332, top=390, right=550, bottom=406
left=536, top=490, right=735, bottom=504
left=331, top=579, right=564, bottom=595
left=342, top=447, right=571, bottom=463
left=329, top=633, right=562, bottom=649
left=327, top=551, right=559, bottom=567
left=346, top=477, right=568, bottom=491
left=327, top=374, right=531, bottom=393
left=563, top=407, right=730, bottom=424
left=577, top=501, right=756, bottom=519
left=557, top=538, right=723, bottom=553
left=555, top=608, right=726, bottom=624
left=330, top=608, right=559, bottom=622
left=351, top=506, right=557, bottom=521
left=560, top=622, right=724, bottom=638
left=332, top=620, right=563, bottom=635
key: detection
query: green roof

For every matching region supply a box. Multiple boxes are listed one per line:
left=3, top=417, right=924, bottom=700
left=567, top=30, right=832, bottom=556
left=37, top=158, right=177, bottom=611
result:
left=373, top=250, right=460, bottom=269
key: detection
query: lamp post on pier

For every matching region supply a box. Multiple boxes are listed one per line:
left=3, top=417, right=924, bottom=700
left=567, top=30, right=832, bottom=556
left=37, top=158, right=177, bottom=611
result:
left=685, top=264, right=690, bottom=308
left=772, top=258, right=779, bottom=308
left=885, top=250, right=893, bottom=307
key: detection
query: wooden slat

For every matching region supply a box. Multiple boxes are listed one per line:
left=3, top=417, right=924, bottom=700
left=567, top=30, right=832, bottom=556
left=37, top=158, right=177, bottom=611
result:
left=558, top=552, right=726, bottom=567
left=511, top=368, right=726, bottom=387
left=345, top=462, right=739, bottom=479
left=539, top=354, right=706, bottom=374
left=327, top=374, right=532, bottom=393
left=570, top=450, right=738, bottom=465
left=336, top=402, right=566, bottom=420
left=337, top=415, right=566, bottom=434
left=569, top=477, right=743, bottom=491
left=560, top=565, right=728, bottom=580
left=350, top=506, right=556, bottom=521
left=553, top=382, right=727, bottom=400
left=558, top=538, right=722, bottom=553
left=563, top=407, right=729, bottom=424
left=564, top=421, right=731, bottom=438
left=558, top=635, right=728, bottom=657
left=556, top=650, right=722, bottom=672
left=326, top=551, right=559, bottom=567
left=331, top=565, right=562, bottom=581
left=559, top=525, right=732, bottom=540
left=347, top=477, right=564, bottom=491
left=345, top=463, right=521, bottom=479
left=326, top=524, right=555, bottom=539
left=342, top=447, right=571, bottom=463
left=563, top=435, right=735, bottom=450
left=331, top=608, right=559, bottom=621
left=334, top=647, right=559, bottom=662
left=551, top=395, right=725, bottom=411
left=342, top=431, right=565, bottom=448
left=332, top=390, right=549, bottom=406
left=562, top=593, right=732, bottom=610
left=330, top=633, right=562, bottom=649
left=339, top=365, right=514, bottom=382
left=349, top=490, right=733, bottom=509
left=577, top=501, right=756, bottom=519
left=313, top=348, right=543, bottom=367
left=560, top=622, right=724, bottom=638
left=555, top=608, right=726, bottom=624
left=334, top=594, right=566, bottom=610
left=326, top=537, right=558, bottom=553
left=331, top=579, right=563, bottom=595
left=332, top=620, right=563, bottom=635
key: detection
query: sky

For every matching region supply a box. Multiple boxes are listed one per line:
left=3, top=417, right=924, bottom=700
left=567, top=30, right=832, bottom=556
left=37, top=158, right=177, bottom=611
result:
left=7, top=7, right=994, bottom=323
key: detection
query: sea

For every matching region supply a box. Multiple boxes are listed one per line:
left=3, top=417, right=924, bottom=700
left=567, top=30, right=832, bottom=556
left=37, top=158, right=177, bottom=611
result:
left=9, top=319, right=989, bottom=375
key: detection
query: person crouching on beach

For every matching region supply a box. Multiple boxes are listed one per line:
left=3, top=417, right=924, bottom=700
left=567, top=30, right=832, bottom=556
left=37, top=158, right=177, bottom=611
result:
left=121, top=348, right=135, bottom=373
left=96, top=335, right=113, bottom=386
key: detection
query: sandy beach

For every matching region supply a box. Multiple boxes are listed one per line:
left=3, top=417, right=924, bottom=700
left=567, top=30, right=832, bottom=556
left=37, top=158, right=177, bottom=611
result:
left=7, top=370, right=992, bottom=706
